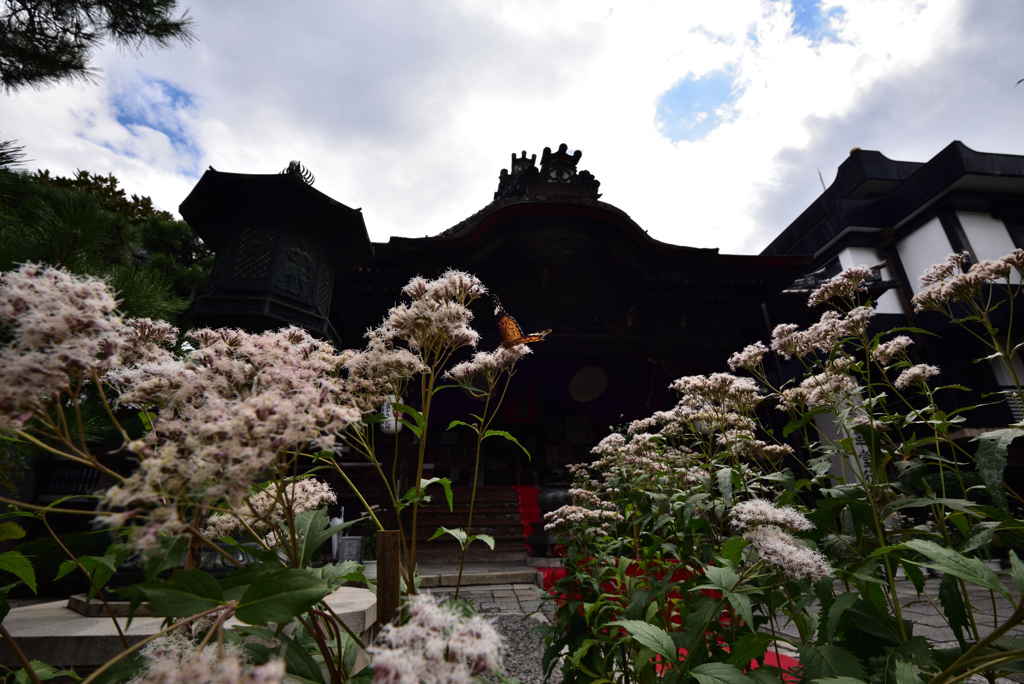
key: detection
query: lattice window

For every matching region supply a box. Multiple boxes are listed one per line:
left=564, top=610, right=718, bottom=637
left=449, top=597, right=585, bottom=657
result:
left=231, top=227, right=275, bottom=280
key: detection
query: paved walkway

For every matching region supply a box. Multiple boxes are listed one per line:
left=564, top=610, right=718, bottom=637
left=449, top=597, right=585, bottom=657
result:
left=428, top=582, right=547, bottom=615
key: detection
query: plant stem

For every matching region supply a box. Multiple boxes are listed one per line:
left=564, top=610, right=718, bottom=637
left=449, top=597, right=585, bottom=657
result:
left=0, top=624, right=42, bottom=684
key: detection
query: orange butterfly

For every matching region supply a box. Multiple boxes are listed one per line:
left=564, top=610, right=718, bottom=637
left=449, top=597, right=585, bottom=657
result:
left=492, top=295, right=551, bottom=348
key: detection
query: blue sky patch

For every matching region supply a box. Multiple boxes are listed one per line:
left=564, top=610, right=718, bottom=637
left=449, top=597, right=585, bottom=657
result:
left=655, top=67, right=742, bottom=143
left=786, top=0, right=845, bottom=43
left=109, top=78, right=201, bottom=175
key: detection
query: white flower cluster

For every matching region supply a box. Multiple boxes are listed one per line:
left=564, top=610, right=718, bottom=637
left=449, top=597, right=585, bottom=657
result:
left=205, top=479, right=337, bottom=539
left=731, top=500, right=830, bottom=581
left=0, top=263, right=122, bottom=429
left=807, top=266, right=873, bottom=307
left=872, top=335, right=913, bottom=366
left=129, top=628, right=284, bottom=684
left=444, top=344, right=531, bottom=383
left=771, top=306, right=875, bottom=361
left=543, top=504, right=623, bottom=538
left=894, top=363, right=940, bottom=390
left=103, top=326, right=361, bottom=548
left=913, top=250, right=1024, bottom=312
left=370, top=594, right=502, bottom=684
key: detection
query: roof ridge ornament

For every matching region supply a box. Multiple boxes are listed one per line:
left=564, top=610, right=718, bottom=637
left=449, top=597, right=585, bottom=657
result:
left=494, top=144, right=601, bottom=200
left=281, top=160, right=315, bottom=186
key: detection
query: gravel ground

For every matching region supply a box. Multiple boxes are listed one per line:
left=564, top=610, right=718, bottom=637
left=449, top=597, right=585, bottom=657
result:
left=489, top=612, right=563, bottom=684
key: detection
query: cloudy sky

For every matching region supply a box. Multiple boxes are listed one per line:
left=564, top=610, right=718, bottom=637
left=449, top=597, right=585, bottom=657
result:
left=2, top=0, right=1022, bottom=253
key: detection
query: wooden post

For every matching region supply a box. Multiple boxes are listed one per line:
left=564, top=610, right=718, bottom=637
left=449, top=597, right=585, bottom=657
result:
left=376, top=530, right=401, bottom=626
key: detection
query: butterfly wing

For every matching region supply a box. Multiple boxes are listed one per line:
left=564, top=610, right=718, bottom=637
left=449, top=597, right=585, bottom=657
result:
left=493, top=295, right=550, bottom=348
left=493, top=296, right=525, bottom=347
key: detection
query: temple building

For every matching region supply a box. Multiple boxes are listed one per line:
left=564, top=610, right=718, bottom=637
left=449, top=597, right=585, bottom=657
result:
left=760, top=141, right=1024, bottom=489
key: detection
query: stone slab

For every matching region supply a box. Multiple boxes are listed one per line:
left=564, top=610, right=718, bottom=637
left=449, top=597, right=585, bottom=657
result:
left=439, top=570, right=538, bottom=586
left=0, top=586, right=377, bottom=670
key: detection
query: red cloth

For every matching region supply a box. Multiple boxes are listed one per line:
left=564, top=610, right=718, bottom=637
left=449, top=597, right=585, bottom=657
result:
left=511, top=485, right=540, bottom=552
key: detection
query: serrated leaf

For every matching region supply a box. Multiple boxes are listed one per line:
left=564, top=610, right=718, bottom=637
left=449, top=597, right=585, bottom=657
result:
left=971, top=428, right=1023, bottom=512
left=904, top=539, right=1010, bottom=598
left=726, top=632, right=776, bottom=668
left=894, top=659, right=923, bottom=684
left=420, top=477, right=454, bottom=512
left=938, top=573, right=970, bottom=651
left=692, top=662, right=755, bottom=684
left=277, top=629, right=326, bottom=684
left=0, top=551, right=35, bottom=594
left=825, top=592, right=858, bottom=641
left=812, top=678, right=870, bottom=684
left=139, top=570, right=224, bottom=617
left=234, top=568, right=328, bottom=626
left=615, top=619, right=677, bottom=661
left=783, top=406, right=831, bottom=437
left=798, top=644, right=865, bottom=681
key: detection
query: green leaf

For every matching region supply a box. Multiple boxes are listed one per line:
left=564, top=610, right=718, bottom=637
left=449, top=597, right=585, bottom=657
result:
left=139, top=570, right=225, bottom=617
left=447, top=419, right=479, bottom=434
left=420, top=477, right=454, bottom=512
left=894, top=659, right=923, bottom=684
left=218, top=564, right=276, bottom=600
left=904, top=539, right=1011, bottom=598
left=469, top=533, right=496, bottom=550
left=0, top=551, right=35, bottom=594
left=798, top=644, right=865, bottom=681
left=692, top=662, right=755, bottom=684
left=392, top=403, right=426, bottom=438
left=1010, top=550, right=1024, bottom=597
left=234, top=568, right=329, bottom=626
left=825, top=592, right=858, bottom=641
left=726, top=632, right=777, bottom=669
left=881, top=496, right=980, bottom=518
left=482, top=429, right=531, bottom=459
left=276, top=629, right=326, bottom=684
left=971, top=428, right=1023, bottom=512
left=290, top=508, right=354, bottom=566
left=938, top=573, right=970, bottom=651
left=14, top=661, right=80, bottom=684
left=783, top=406, right=831, bottom=437
left=812, top=678, right=870, bottom=684
left=615, top=619, right=678, bottom=662
left=0, top=522, right=25, bottom=541
left=138, top=410, right=156, bottom=431
left=719, top=537, right=748, bottom=565
left=430, top=526, right=467, bottom=548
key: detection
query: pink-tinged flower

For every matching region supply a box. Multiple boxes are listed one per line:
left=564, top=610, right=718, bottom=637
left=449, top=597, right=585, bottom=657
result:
left=872, top=335, right=913, bottom=365
left=206, top=478, right=336, bottom=538
left=370, top=594, right=502, bottom=683
left=894, top=363, right=939, bottom=390
left=0, top=264, right=122, bottom=429
left=131, top=626, right=285, bottom=684
left=728, top=341, right=769, bottom=372
left=743, top=524, right=831, bottom=581
left=799, top=369, right=858, bottom=408
left=912, top=251, right=1021, bottom=312
left=732, top=499, right=813, bottom=532
left=808, top=266, right=873, bottom=307
left=771, top=323, right=807, bottom=360
left=444, top=345, right=531, bottom=383
left=117, top=318, right=179, bottom=366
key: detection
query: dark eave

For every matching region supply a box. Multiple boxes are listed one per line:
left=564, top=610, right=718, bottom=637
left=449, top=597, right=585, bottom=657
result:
left=179, top=169, right=373, bottom=268
left=383, top=195, right=720, bottom=260
left=761, top=141, right=1024, bottom=258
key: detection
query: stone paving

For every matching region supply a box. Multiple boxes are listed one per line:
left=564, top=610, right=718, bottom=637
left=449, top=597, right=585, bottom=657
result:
left=427, top=582, right=550, bottom=615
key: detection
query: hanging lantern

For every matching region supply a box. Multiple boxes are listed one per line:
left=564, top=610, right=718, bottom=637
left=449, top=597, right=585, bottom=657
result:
left=380, top=395, right=403, bottom=434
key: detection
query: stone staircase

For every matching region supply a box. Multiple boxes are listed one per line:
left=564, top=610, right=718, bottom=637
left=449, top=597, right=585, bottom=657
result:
left=403, top=486, right=527, bottom=564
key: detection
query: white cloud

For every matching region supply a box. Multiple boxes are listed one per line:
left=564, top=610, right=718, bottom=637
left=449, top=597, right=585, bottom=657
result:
left=1, top=0, right=1018, bottom=256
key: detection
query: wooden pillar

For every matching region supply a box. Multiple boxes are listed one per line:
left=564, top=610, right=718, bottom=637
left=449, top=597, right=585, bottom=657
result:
left=376, top=530, right=401, bottom=626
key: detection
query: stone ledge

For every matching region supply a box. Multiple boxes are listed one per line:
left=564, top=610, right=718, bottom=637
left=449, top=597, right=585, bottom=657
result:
left=0, top=586, right=377, bottom=671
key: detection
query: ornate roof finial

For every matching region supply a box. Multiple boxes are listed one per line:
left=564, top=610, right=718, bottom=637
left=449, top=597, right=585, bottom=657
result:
left=493, top=144, right=601, bottom=200
left=281, top=160, right=315, bottom=186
